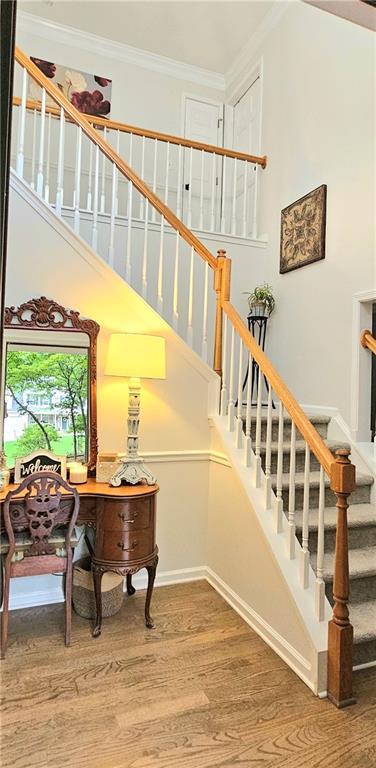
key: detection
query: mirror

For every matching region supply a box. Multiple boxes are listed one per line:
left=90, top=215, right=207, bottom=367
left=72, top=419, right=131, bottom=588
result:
left=2, top=297, right=99, bottom=471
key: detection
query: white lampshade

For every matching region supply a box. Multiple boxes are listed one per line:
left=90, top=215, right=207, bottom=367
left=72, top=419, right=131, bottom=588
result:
left=105, top=333, right=166, bottom=379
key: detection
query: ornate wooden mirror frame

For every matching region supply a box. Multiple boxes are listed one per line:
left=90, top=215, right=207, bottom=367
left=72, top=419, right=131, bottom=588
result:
left=3, top=296, right=99, bottom=471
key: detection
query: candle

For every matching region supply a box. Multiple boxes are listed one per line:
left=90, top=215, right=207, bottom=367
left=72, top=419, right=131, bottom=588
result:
left=69, top=463, right=88, bottom=484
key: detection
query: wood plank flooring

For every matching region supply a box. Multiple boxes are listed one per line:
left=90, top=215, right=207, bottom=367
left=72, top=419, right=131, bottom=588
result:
left=1, top=581, right=375, bottom=768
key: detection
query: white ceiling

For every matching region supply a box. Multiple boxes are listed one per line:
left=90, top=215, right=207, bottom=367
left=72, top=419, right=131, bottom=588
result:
left=18, top=1, right=277, bottom=74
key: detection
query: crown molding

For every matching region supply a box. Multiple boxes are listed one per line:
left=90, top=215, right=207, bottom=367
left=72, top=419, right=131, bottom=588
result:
left=16, top=11, right=226, bottom=91
left=225, top=1, right=293, bottom=97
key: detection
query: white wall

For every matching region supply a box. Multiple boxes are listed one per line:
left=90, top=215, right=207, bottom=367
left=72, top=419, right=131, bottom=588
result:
left=225, top=2, right=375, bottom=428
left=16, top=14, right=224, bottom=136
left=5, top=178, right=216, bottom=607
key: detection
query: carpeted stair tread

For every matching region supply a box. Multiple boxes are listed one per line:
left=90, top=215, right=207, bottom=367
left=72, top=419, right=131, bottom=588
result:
left=259, top=438, right=349, bottom=454
left=294, top=504, right=376, bottom=532
left=242, top=410, right=331, bottom=425
left=351, top=601, right=376, bottom=643
left=311, top=546, right=376, bottom=581
left=271, top=470, right=374, bottom=490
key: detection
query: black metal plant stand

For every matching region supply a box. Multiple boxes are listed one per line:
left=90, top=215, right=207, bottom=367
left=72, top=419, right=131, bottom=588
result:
left=240, top=313, right=275, bottom=408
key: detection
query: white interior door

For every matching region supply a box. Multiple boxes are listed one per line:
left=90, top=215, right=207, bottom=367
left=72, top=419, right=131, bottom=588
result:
left=183, top=97, right=223, bottom=231
left=233, top=77, right=261, bottom=237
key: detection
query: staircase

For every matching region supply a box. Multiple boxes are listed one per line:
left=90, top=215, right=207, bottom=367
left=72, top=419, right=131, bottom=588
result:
left=9, top=47, right=376, bottom=706
left=254, top=413, right=375, bottom=667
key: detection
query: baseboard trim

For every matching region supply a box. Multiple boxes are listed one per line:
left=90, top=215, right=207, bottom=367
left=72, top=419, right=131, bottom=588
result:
left=8, top=587, right=64, bottom=610
left=353, top=659, right=376, bottom=671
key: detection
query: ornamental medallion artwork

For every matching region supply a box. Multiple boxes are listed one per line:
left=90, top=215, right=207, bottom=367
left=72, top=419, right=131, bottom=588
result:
left=280, top=185, right=327, bottom=274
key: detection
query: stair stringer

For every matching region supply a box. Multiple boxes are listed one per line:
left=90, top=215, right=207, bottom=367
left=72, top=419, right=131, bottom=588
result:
left=209, top=413, right=332, bottom=696
left=8, top=170, right=330, bottom=696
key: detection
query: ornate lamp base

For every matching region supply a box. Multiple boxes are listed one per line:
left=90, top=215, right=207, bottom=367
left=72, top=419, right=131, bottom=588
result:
left=109, top=457, right=156, bottom=487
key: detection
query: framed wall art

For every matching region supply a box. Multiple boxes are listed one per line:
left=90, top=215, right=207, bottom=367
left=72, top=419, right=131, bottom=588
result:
left=29, top=58, right=112, bottom=118
left=280, top=184, right=327, bottom=274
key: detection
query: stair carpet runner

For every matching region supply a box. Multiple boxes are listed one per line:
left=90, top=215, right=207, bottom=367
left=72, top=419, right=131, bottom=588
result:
left=247, top=413, right=376, bottom=667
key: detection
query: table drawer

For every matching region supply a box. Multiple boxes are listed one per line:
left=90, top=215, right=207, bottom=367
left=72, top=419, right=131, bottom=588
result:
left=95, top=527, right=154, bottom=562
left=101, top=500, right=151, bottom=531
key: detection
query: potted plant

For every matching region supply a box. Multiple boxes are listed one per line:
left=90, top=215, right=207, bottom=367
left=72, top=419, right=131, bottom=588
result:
left=244, top=283, right=275, bottom=317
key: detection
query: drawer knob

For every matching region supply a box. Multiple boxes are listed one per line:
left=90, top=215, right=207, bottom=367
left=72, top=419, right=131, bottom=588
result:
left=118, top=510, right=138, bottom=523
left=117, top=540, right=137, bottom=552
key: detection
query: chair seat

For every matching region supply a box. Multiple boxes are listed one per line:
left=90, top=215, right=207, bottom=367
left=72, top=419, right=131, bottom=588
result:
left=0, top=527, right=80, bottom=560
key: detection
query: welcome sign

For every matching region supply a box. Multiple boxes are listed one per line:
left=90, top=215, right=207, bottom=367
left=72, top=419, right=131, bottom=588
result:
left=15, top=450, right=67, bottom=483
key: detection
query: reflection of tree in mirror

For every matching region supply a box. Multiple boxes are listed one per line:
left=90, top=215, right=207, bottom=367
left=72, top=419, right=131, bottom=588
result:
left=4, top=350, right=88, bottom=466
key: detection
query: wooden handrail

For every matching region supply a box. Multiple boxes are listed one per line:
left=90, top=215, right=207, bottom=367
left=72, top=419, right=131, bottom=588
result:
left=14, top=47, right=218, bottom=271
left=360, top=329, right=376, bottom=355
left=12, top=95, right=267, bottom=169
left=221, top=300, right=335, bottom=476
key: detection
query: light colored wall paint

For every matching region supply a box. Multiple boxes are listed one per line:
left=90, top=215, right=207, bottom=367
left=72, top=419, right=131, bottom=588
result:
left=5, top=182, right=215, bottom=606
left=225, top=3, right=375, bottom=428
left=15, top=20, right=224, bottom=136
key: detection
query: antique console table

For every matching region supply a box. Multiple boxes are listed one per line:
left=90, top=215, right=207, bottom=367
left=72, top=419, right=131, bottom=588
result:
left=0, top=480, right=159, bottom=638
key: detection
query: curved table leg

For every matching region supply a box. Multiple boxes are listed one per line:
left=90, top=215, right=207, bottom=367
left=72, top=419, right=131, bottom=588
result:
left=145, top=561, right=157, bottom=629
left=92, top=567, right=104, bottom=638
left=126, top=573, right=136, bottom=596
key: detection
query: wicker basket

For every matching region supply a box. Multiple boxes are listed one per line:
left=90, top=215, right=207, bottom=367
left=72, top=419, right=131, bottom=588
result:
left=72, top=556, right=124, bottom=619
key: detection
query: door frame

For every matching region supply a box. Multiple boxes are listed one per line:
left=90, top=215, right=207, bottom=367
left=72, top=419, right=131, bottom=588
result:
left=350, top=288, right=376, bottom=442
left=181, top=93, right=225, bottom=230
left=226, top=57, right=264, bottom=154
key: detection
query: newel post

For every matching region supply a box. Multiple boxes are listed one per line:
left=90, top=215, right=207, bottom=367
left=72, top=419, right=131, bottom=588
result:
left=327, top=448, right=356, bottom=708
left=213, top=249, right=231, bottom=378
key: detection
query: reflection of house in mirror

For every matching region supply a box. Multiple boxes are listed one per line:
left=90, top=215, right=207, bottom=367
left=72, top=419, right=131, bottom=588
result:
left=4, top=389, right=71, bottom=441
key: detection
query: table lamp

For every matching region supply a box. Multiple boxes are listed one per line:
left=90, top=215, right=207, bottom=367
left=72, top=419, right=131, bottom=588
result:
left=105, top=333, right=166, bottom=486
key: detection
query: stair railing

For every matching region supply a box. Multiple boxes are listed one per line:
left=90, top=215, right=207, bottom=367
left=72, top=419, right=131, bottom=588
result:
left=12, top=90, right=267, bottom=239
left=12, top=47, right=356, bottom=707
left=360, top=329, right=376, bottom=356
left=361, top=329, right=376, bottom=441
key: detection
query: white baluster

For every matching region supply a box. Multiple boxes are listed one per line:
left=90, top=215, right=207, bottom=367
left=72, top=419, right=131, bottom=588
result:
left=199, top=150, right=205, bottom=231
left=187, top=246, right=194, bottom=346
left=172, top=231, right=179, bottom=331
left=176, top=144, right=183, bottom=220
left=300, top=443, right=310, bottom=589
left=157, top=215, right=164, bottom=315
left=73, top=126, right=82, bottom=234
left=100, top=126, right=107, bottom=213
left=235, top=338, right=243, bottom=448
left=201, top=260, right=209, bottom=361
left=139, top=135, right=145, bottom=219
left=92, top=144, right=99, bottom=251
left=126, top=180, right=133, bottom=283
left=220, top=315, right=228, bottom=417
left=36, top=88, right=46, bottom=197
left=227, top=325, right=235, bottom=432
left=55, top=107, right=65, bottom=215
left=87, top=141, right=93, bottom=210
left=152, top=139, right=157, bottom=222
left=252, top=164, right=259, bottom=239
left=109, top=159, right=117, bottom=268
left=264, top=384, right=273, bottom=509
left=315, top=466, right=326, bottom=620
left=115, top=130, right=120, bottom=215
left=44, top=112, right=51, bottom=204
left=243, top=353, right=252, bottom=466
left=253, top=366, right=262, bottom=487
left=220, top=156, right=226, bottom=234
left=231, top=158, right=237, bottom=236
left=187, top=147, right=193, bottom=228
left=210, top=153, right=216, bottom=232
left=273, top=400, right=284, bottom=531
left=287, top=422, right=296, bottom=558
left=142, top=200, right=149, bottom=299
left=30, top=109, right=37, bottom=190
left=242, top=161, right=248, bottom=238
left=16, top=67, right=27, bottom=177
left=164, top=141, right=170, bottom=206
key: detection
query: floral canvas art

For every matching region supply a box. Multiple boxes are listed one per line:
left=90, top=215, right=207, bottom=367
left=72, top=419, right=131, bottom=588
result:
left=280, top=185, right=327, bottom=274
left=29, top=58, right=112, bottom=118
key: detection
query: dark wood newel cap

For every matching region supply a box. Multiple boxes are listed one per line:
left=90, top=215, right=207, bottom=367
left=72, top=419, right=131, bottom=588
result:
left=217, top=249, right=227, bottom=258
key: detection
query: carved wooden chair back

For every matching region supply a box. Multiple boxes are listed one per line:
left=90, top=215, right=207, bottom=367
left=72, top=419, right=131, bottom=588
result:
left=1, top=472, right=80, bottom=658
left=3, top=472, right=79, bottom=561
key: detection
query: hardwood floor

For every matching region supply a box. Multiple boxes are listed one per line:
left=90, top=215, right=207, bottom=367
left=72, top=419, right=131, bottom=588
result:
left=1, top=581, right=375, bottom=768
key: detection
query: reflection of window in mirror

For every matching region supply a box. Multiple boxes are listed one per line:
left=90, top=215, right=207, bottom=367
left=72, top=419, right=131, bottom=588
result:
left=4, top=343, right=89, bottom=468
